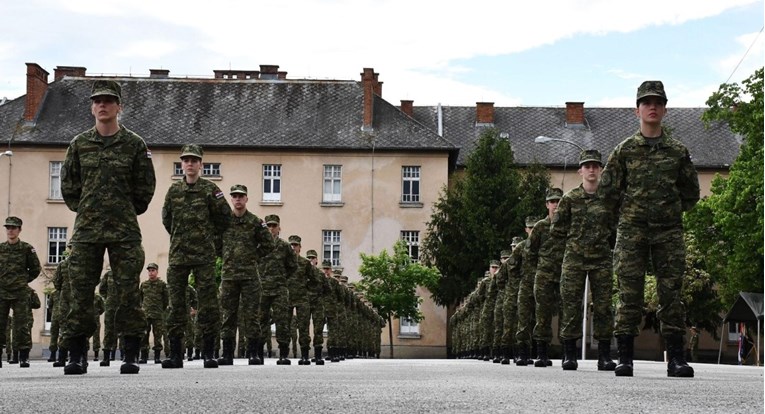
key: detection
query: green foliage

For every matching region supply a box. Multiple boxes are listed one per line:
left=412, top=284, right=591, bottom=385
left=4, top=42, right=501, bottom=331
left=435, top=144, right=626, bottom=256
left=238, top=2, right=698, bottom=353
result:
left=356, top=240, right=440, bottom=322
left=421, top=128, right=550, bottom=307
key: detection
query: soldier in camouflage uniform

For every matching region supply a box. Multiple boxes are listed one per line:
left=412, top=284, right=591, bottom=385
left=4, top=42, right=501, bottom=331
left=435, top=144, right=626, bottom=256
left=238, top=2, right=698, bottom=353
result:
left=479, top=260, right=500, bottom=361
left=88, top=292, right=105, bottom=362
left=61, top=80, right=156, bottom=375
left=52, top=246, right=73, bottom=368
left=321, top=260, right=340, bottom=362
left=529, top=188, right=564, bottom=367
left=515, top=217, right=538, bottom=366
left=161, top=144, right=231, bottom=369
left=0, top=216, right=42, bottom=369
left=498, top=238, right=523, bottom=364
left=7, top=287, right=42, bottom=367
left=287, top=235, right=316, bottom=365
left=217, top=184, right=272, bottom=366
left=600, top=81, right=699, bottom=378
left=305, top=250, right=327, bottom=364
left=258, top=215, right=298, bottom=365
left=47, top=286, right=61, bottom=363
left=140, top=263, right=169, bottom=364
left=552, top=149, right=617, bottom=371
left=98, top=269, right=117, bottom=366
left=184, top=284, right=198, bottom=361
left=491, top=250, right=511, bottom=363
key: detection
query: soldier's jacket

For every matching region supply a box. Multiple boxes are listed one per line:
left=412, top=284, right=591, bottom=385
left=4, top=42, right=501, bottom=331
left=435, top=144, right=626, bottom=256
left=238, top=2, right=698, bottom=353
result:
left=0, top=240, right=41, bottom=299
left=221, top=210, right=273, bottom=280
left=258, top=236, right=298, bottom=294
left=551, top=184, right=615, bottom=260
left=53, top=258, right=69, bottom=292
left=288, top=255, right=314, bottom=301
left=324, top=274, right=342, bottom=313
left=307, top=266, right=329, bottom=300
left=162, top=177, right=232, bottom=265
left=528, top=217, right=564, bottom=273
left=61, top=125, right=156, bottom=242
left=140, top=278, right=170, bottom=319
left=599, top=128, right=700, bottom=226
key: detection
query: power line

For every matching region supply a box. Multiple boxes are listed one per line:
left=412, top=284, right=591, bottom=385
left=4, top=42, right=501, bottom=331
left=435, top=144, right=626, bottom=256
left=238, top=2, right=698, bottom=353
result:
left=724, top=26, right=764, bottom=85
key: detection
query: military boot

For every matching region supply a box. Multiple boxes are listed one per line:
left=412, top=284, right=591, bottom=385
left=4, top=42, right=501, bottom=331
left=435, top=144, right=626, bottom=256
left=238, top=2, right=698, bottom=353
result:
left=100, top=350, right=111, bottom=367
left=19, top=349, right=30, bottom=368
left=120, top=336, right=141, bottom=374
left=93, top=349, right=100, bottom=361
left=64, top=336, right=87, bottom=375
left=194, top=348, right=201, bottom=360
left=53, top=348, right=68, bottom=367
left=9, top=350, right=18, bottom=364
left=248, top=340, right=263, bottom=365
left=217, top=338, right=235, bottom=366
left=533, top=342, right=549, bottom=367
left=314, top=346, right=325, bottom=366
left=202, top=336, right=219, bottom=368
left=500, top=346, right=511, bottom=365
left=561, top=339, right=578, bottom=371
left=515, top=344, right=529, bottom=366
left=614, top=335, right=634, bottom=377
left=299, top=347, right=311, bottom=365
left=597, top=340, right=616, bottom=371
left=153, top=350, right=162, bottom=364
left=492, top=347, right=502, bottom=363
left=138, top=349, right=148, bottom=364
left=48, top=349, right=57, bottom=363
left=666, top=334, right=694, bottom=378
left=186, top=347, right=194, bottom=362
left=161, top=337, right=184, bottom=369
left=276, top=345, right=291, bottom=365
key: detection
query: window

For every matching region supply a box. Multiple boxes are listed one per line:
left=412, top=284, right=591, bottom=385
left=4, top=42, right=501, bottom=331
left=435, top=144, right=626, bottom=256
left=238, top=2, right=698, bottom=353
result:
left=401, top=231, right=420, bottom=263
left=49, top=161, right=62, bottom=199
left=263, top=164, right=281, bottom=202
left=173, top=162, right=221, bottom=177
left=44, top=293, right=53, bottom=331
left=400, top=315, right=420, bottom=335
left=322, top=230, right=341, bottom=267
left=402, top=166, right=420, bottom=203
left=173, top=163, right=183, bottom=176
left=729, top=322, right=741, bottom=342
left=47, top=227, right=67, bottom=264
left=323, top=165, right=342, bottom=202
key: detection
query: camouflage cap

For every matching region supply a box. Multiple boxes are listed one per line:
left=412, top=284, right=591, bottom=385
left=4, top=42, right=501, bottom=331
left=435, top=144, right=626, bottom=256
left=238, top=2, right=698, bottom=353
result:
left=305, top=249, right=318, bottom=258
left=489, top=260, right=500, bottom=268
left=288, top=235, right=301, bottom=245
left=500, top=250, right=511, bottom=258
left=525, top=216, right=538, bottom=228
left=179, top=144, right=203, bottom=159
left=545, top=187, right=563, bottom=201
left=579, top=149, right=602, bottom=166
left=321, top=260, right=332, bottom=269
left=3, top=216, right=22, bottom=227
left=90, top=80, right=122, bottom=103
left=636, top=80, right=667, bottom=104
left=264, top=214, right=280, bottom=225
left=511, top=236, right=523, bottom=247
left=230, top=184, right=248, bottom=195
left=339, top=275, right=348, bottom=283
left=146, top=262, right=159, bottom=270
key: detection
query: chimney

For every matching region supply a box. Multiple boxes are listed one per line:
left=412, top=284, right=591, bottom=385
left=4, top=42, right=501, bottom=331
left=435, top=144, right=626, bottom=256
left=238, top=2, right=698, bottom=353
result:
left=361, top=68, right=378, bottom=130
left=213, top=69, right=259, bottom=79
left=565, top=102, right=585, bottom=126
left=475, top=102, right=494, bottom=125
left=54, top=66, right=86, bottom=81
left=400, top=100, right=414, bottom=117
left=277, top=71, right=288, bottom=80
left=373, top=72, right=383, bottom=96
left=149, top=69, right=170, bottom=78
left=259, top=64, right=279, bottom=80
left=24, top=63, right=49, bottom=121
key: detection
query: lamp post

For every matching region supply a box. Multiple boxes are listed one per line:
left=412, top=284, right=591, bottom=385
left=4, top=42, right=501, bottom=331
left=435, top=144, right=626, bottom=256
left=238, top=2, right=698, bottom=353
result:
left=533, top=136, right=590, bottom=360
left=1, top=150, right=12, bottom=217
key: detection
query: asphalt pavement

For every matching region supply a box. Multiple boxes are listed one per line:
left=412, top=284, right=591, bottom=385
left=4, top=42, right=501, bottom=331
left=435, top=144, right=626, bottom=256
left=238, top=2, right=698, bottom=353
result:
left=1, top=357, right=762, bottom=413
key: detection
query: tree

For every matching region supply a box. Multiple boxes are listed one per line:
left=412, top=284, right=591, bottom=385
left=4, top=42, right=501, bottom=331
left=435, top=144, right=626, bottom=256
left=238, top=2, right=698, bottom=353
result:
left=421, top=128, right=550, bottom=308
left=685, top=67, right=764, bottom=308
left=356, top=239, right=440, bottom=358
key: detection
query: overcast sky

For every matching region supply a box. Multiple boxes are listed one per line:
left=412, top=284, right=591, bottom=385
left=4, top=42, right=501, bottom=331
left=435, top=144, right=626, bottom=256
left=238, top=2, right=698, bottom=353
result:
left=1, top=0, right=762, bottom=107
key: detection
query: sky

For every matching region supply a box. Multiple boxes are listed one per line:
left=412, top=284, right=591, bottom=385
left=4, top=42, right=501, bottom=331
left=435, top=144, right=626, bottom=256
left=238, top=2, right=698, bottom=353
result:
left=1, top=0, right=763, bottom=108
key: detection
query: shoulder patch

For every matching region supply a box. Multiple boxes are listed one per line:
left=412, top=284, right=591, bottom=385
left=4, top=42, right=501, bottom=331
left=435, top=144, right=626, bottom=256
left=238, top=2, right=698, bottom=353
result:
left=146, top=150, right=152, bottom=159
left=30, top=248, right=36, bottom=253
left=214, top=189, right=224, bottom=199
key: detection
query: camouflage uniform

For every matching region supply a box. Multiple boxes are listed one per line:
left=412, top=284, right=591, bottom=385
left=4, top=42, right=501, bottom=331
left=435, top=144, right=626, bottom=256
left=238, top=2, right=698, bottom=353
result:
left=515, top=232, right=537, bottom=359
left=306, top=250, right=327, bottom=361
left=53, top=256, right=73, bottom=366
left=499, top=240, right=523, bottom=362
left=479, top=262, right=500, bottom=358
left=98, top=270, right=118, bottom=364
left=140, top=267, right=169, bottom=358
left=48, top=287, right=61, bottom=357
left=323, top=262, right=341, bottom=360
left=530, top=215, right=564, bottom=343
left=8, top=287, right=41, bottom=365
left=183, top=285, right=198, bottom=359
left=287, top=235, right=315, bottom=364
left=88, top=293, right=105, bottom=358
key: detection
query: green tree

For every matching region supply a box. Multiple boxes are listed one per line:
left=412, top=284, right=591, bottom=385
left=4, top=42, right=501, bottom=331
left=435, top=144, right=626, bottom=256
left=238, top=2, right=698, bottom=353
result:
left=685, top=67, right=764, bottom=308
left=421, top=128, right=550, bottom=307
left=357, top=240, right=440, bottom=358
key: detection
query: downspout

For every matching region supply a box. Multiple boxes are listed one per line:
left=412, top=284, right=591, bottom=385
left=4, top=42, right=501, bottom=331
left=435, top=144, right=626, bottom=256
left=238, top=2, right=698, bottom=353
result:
left=371, top=137, right=375, bottom=253
left=437, top=103, right=443, bottom=137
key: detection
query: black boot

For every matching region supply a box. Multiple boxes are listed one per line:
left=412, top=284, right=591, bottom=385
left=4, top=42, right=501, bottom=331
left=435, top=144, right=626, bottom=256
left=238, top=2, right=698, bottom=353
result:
left=330, top=347, right=340, bottom=363
left=64, top=336, right=86, bottom=375
left=100, top=350, right=111, bottom=367
left=93, top=349, right=100, bottom=361
left=666, top=334, right=694, bottom=378
left=516, top=344, right=529, bottom=366
left=120, top=336, right=141, bottom=374
left=112, top=349, right=117, bottom=361
left=248, top=340, right=263, bottom=365
left=217, top=338, right=235, bottom=366
left=276, top=345, right=291, bottom=365
left=187, top=347, right=194, bottom=362
left=138, top=349, right=148, bottom=364
left=533, top=342, right=549, bottom=367
left=203, top=336, right=218, bottom=368
left=48, top=349, right=57, bottom=363
left=161, top=337, right=184, bottom=369
left=9, top=350, right=18, bottom=364
left=614, top=335, right=634, bottom=377
left=314, top=346, right=325, bottom=366
left=19, top=349, right=30, bottom=368
left=492, top=347, right=502, bottom=363
left=299, top=347, right=311, bottom=365
left=597, top=340, right=616, bottom=371
left=53, top=347, right=68, bottom=367
left=153, top=350, right=162, bottom=364
left=561, top=339, right=578, bottom=371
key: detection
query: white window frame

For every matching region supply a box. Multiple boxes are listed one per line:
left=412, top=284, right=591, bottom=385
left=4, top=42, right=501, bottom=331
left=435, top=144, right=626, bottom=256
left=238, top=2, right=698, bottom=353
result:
left=173, top=162, right=183, bottom=176
left=322, top=230, right=341, bottom=267
left=47, top=227, right=67, bottom=264
left=400, top=313, right=420, bottom=335
left=401, top=231, right=420, bottom=263
left=402, top=166, right=421, bottom=203
left=203, top=163, right=221, bottom=177
left=49, top=161, right=63, bottom=200
left=323, top=165, right=342, bottom=202
left=262, top=164, right=282, bottom=202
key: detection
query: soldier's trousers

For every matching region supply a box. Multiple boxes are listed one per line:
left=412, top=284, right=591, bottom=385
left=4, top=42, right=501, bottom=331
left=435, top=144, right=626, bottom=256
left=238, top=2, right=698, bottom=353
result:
left=167, top=263, right=220, bottom=338
left=533, top=266, right=561, bottom=344
left=49, top=297, right=61, bottom=352
left=64, top=242, right=146, bottom=348
left=559, top=254, right=614, bottom=341
left=479, top=297, right=495, bottom=349
left=515, top=271, right=536, bottom=347
left=260, top=287, right=290, bottom=347
left=220, top=278, right=261, bottom=342
left=88, top=318, right=101, bottom=352
left=102, top=303, right=117, bottom=351
left=184, top=317, right=196, bottom=349
left=141, top=317, right=166, bottom=351
left=0, top=294, right=31, bottom=350
left=308, top=296, right=325, bottom=347
left=492, top=290, right=506, bottom=350
left=325, top=304, right=337, bottom=348
left=289, top=299, right=311, bottom=349
left=614, top=223, right=686, bottom=337
left=501, top=276, right=521, bottom=348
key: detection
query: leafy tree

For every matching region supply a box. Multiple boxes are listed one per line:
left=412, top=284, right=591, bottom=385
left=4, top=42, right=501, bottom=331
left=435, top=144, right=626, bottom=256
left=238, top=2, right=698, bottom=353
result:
left=421, top=128, right=550, bottom=307
left=356, top=240, right=440, bottom=358
left=685, top=67, right=764, bottom=308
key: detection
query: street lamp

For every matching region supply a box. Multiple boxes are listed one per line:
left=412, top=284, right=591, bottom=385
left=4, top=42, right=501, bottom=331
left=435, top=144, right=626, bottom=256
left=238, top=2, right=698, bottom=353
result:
left=534, top=136, right=585, bottom=152
left=0, top=150, right=11, bottom=157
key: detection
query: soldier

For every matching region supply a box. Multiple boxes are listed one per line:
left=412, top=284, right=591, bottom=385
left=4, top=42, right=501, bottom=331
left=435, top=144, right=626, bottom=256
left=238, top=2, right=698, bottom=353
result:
left=88, top=292, right=105, bottom=362
left=52, top=245, right=73, bottom=368
left=161, top=144, right=231, bottom=369
left=515, top=217, right=538, bottom=366
left=287, top=235, right=314, bottom=365
left=479, top=260, right=500, bottom=361
left=184, top=284, right=198, bottom=362
left=98, top=269, right=117, bottom=366
left=258, top=215, right=297, bottom=365
left=529, top=188, right=564, bottom=367
left=217, top=184, right=272, bottom=366
left=552, top=149, right=617, bottom=371
left=322, top=260, right=340, bottom=362
left=0, top=216, right=42, bottom=369
left=140, top=263, right=169, bottom=364
left=600, top=80, right=699, bottom=378
left=305, top=250, right=327, bottom=364
left=9, top=287, right=41, bottom=367
left=499, top=237, right=523, bottom=364
left=47, top=286, right=61, bottom=363
left=60, top=80, right=156, bottom=375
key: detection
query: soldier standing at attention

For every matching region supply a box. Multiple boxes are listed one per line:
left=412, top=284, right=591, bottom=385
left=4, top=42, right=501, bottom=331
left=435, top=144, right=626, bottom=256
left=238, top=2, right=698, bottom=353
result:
left=161, top=144, right=231, bottom=369
left=258, top=215, right=298, bottom=365
left=217, top=184, right=272, bottom=366
left=287, top=235, right=315, bottom=365
left=140, top=263, right=169, bottom=364
left=60, top=80, right=156, bottom=375
left=515, top=217, right=539, bottom=366
left=98, top=269, right=117, bottom=366
left=499, top=237, right=523, bottom=364
left=552, top=150, right=617, bottom=371
left=599, top=80, right=699, bottom=378
left=305, top=250, right=327, bottom=364
left=0, top=217, right=42, bottom=369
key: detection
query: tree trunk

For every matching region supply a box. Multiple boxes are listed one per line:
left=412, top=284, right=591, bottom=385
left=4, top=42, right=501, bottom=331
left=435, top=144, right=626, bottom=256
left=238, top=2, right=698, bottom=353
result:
left=388, top=315, right=394, bottom=359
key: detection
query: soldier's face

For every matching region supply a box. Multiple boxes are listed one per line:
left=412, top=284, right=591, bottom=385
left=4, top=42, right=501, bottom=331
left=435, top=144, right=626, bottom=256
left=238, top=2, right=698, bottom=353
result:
left=5, top=225, right=20, bottom=242
left=231, top=193, right=248, bottom=210
left=578, top=162, right=602, bottom=183
left=290, top=243, right=301, bottom=254
left=500, top=257, right=509, bottom=264
left=635, top=97, right=667, bottom=125
left=546, top=200, right=559, bottom=217
left=309, top=257, right=318, bottom=266
left=91, top=96, right=121, bottom=123
left=181, top=156, right=202, bottom=179
left=267, top=223, right=279, bottom=236
left=525, top=226, right=533, bottom=236
left=147, top=268, right=158, bottom=280
left=489, top=265, right=499, bottom=275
